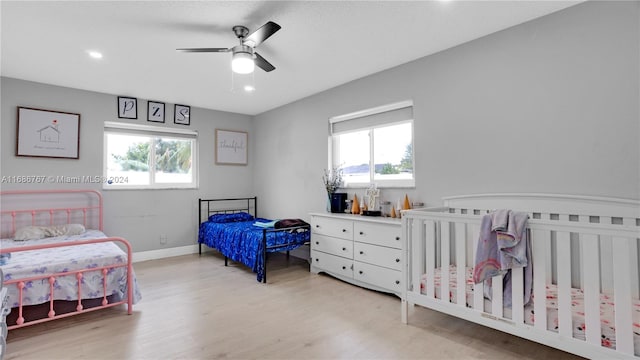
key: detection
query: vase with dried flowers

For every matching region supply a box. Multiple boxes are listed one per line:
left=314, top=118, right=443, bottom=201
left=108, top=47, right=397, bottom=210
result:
left=322, top=166, right=343, bottom=212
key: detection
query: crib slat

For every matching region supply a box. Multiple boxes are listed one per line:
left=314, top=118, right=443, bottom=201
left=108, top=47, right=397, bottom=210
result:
left=455, top=222, right=466, bottom=307
left=543, top=214, right=553, bottom=283
left=581, top=233, right=602, bottom=346
left=556, top=231, right=572, bottom=338
left=511, top=267, right=524, bottom=323
left=612, top=236, right=634, bottom=355
left=441, top=222, right=450, bottom=303
left=425, top=220, right=436, bottom=298
left=411, top=219, right=425, bottom=297
left=491, top=274, right=503, bottom=317
left=599, top=235, right=614, bottom=293
left=631, top=238, right=639, bottom=299
left=623, top=217, right=639, bottom=299
left=472, top=223, right=484, bottom=311
left=532, top=228, right=549, bottom=331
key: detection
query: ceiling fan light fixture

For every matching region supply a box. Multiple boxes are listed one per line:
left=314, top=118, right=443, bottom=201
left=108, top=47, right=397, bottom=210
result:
left=177, top=21, right=280, bottom=74
left=232, top=51, right=255, bottom=74
left=86, top=50, right=103, bottom=59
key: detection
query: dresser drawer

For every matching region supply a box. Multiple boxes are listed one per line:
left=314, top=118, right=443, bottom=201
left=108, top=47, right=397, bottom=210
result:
left=311, top=234, right=353, bottom=258
left=353, top=262, right=402, bottom=293
left=354, top=222, right=401, bottom=249
left=311, top=250, right=353, bottom=279
left=354, top=242, right=402, bottom=271
left=311, top=216, right=353, bottom=240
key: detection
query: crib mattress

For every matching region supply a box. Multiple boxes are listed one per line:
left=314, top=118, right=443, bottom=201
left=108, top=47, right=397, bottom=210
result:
left=1, top=230, right=142, bottom=308
left=420, top=266, right=640, bottom=353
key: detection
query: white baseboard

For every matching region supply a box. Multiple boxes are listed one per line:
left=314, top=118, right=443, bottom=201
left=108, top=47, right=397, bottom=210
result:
left=132, top=244, right=208, bottom=263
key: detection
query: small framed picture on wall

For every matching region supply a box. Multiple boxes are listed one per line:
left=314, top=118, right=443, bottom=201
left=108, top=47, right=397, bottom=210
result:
left=215, top=129, right=248, bottom=165
left=117, top=96, right=137, bottom=119
left=174, top=104, right=190, bottom=125
left=16, top=107, right=81, bottom=159
left=147, top=101, right=165, bottom=123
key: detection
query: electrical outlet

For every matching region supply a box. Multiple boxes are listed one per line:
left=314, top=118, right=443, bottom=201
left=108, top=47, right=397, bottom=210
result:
left=159, top=235, right=168, bottom=244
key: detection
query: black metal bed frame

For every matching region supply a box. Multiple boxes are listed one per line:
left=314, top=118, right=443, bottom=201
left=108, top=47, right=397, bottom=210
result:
left=198, top=197, right=310, bottom=283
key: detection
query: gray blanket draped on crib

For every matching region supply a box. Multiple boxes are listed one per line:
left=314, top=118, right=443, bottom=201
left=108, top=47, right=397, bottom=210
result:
left=473, top=209, right=532, bottom=307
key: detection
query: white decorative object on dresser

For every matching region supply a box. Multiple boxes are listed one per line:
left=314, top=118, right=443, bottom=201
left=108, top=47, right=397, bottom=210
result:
left=309, top=213, right=403, bottom=296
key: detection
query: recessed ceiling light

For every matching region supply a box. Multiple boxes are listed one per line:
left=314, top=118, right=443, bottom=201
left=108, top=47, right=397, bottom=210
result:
left=244, top=85, right=255, bottom=92
left=87, top=50, right=103, bottom=59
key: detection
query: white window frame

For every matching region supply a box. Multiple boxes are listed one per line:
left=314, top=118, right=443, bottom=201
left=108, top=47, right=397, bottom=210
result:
left=329, top=100, right=415, bottom=189
left=103, top=121, right=198, bottom=190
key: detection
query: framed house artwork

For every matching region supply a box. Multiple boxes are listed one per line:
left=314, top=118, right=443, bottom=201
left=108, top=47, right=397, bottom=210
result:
left=16, top=107, right=81, bottom=159
left=147, top=101, right=165, bottom=123
left=117, top=96, right=137, bottom=119
left=215, top=129, right=247, bottom=165
left=174, top=104, right=190, bottom=125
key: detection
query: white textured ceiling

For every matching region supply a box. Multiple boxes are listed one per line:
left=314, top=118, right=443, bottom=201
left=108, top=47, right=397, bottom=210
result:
left=1, top=1, right=581, bottom=115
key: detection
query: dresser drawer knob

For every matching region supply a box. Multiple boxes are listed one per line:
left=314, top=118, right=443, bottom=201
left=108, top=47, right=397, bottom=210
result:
left=315, top=258, right=319, bottom=262
left=359, top=231, right=364, bottom=235
left=359, top=251, right=364, bottom=255
left=342, top=266, right=346, bottom=270
left=395, top=280, right=400, bottom=285
left=342, top=247, right=346, bottom=251
left=359, top=270, right=363, bottom=275
left=395, top=258, right=400, bottom=263
left=315, top=224, right=320, bottom=228
left=395, top=236, right=400, bottom=241
left=315, top=241, right=319, bottom=245
left=342, top=229, right=347, bottom=232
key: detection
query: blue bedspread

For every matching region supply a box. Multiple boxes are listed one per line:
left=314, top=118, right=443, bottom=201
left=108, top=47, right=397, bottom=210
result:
left=198, top=217, right=309, bottom=282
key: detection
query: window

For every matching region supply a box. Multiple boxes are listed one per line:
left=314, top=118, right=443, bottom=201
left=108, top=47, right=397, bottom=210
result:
left=103, top=121, right=197, bottom=189
left=330, top=101, right=414, bottom=188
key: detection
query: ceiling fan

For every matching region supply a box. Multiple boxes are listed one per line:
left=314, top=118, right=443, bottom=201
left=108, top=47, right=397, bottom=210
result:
left=176, top=21, right=281, bottom=74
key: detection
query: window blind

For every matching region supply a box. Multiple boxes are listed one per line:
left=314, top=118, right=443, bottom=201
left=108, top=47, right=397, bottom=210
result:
left=330, top=100, right=413, bottom=134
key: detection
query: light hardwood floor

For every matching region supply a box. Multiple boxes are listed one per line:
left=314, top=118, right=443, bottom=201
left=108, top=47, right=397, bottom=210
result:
left=6, top=252, right=582, bottom=360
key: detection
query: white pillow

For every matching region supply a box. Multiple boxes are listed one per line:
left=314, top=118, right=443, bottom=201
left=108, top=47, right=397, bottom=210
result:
left=14, top=224, right=86, bottom=241
left=14, top=226, right=46, bottom=241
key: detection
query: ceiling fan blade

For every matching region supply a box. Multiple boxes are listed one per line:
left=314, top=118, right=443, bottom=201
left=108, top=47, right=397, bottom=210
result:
left=176, top=48, right=230, bottom=53
left=244, top=21, right=281, bottom=47
left=254, top=52, right=275, bottom=72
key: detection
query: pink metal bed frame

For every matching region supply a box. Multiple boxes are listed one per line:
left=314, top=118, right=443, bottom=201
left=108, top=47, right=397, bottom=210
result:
left=0, top=189, right=133, bottom=329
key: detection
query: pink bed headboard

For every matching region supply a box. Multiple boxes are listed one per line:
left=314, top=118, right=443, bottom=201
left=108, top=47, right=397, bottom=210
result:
left=0, top=189, right=103, bottom=239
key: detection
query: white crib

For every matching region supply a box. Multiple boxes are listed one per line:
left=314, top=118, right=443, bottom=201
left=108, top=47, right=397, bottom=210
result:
left=401, top=193, right=640, bottom=359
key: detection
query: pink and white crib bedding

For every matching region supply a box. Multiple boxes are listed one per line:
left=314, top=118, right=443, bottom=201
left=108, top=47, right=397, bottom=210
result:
left=421, top=266, right=640, bottom=352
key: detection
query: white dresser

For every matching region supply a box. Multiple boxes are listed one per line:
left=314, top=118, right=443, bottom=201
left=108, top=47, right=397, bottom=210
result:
left=309, top=213, right=403, bottom=296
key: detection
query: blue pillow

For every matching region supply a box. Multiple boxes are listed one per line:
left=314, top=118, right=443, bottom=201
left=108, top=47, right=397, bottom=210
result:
left=208, top=212, right=254, bottom=223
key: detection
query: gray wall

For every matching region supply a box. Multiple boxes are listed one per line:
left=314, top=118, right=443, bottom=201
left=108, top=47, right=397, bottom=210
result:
left=1, top=1, right=638, bottom=254
left=254, top=0, right=639, bottom=219
left=1, top=78, right=254, bottom=251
